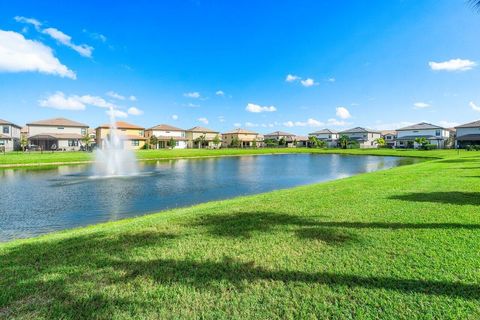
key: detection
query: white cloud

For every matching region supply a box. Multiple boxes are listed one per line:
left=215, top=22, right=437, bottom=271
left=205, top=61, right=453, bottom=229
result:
left=336, top=107, right=351, bottom=119
left=83, top=29, right=107, bottom=42
left=245, top=122, right=259, bottom=127
left=184, top=92, right=200, bottom=98
left=39, top=92, right=85, bottom=110
left=171, top=114, right=179, bottom=120
left=470, top=101, right=480, bottom=112
left=372, top=121, right=414, bottom=131
left=187, top=103, right=200, bottom=108
left=198, top=117, right=209, bottom=124
left=106, top=108, right=128, bottom=119
left=38, top=92, right=117, bottom=111
left=300, top=78, right=317, bottom=87
left=106, top=91, right=125, bottom=100
left=245, top=103, right=277, bottom=113
left=14, top=16, right=42, bottom=30
left=429, top=59, right=476, bottom=72
left=0, top=30, right=76, bottom=79
left=327, top=78, right=336, bottom=82
left=129, top=95, right=137, bottom=101
left=127, top=107, right=143, bottom=116
left=283, top=118, right=323, bottom=127
left=285, top=74, right=300, bottom=82
left=42, top=27, right=93, bottom=58
left=413, top=102, right=430, bottom=109
left=215, top=90, right=225, bottom=96
left=327, top=118, right=349, bottom=126
left=233, top=122, right=242, bottom=127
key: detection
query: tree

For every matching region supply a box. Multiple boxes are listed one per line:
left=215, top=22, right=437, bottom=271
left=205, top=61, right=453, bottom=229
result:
left=264, top=138, right=278, bottom=147
left=317, top=139, right=327, bottom=149
left=149, top=135, right=158, bottom=149
left=20, top=135, right=28, bottom=152
left=167, top=137, right=176, bottom=149
left=414, top=137, right=428, bottom=150
left=252, top=139, right=257, bottom=148
left=81, top=132, right=92, bottom=152
left=212, top=135, right=221, bottom=148
left=308, top=136, right=319, bottom=148
left=278, top=137, right=286, bottom=147
left=339, top=135, right=350, bottom=149
left=194, top=134, right=207, bottom=149
left=375, top=137, right=387, bottom=148
left=230, top=136, right=240, bottom=148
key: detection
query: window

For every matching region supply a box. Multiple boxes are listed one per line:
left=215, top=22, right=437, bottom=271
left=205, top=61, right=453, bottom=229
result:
left=413, top=130, right=419, bottom=133
left=68, top=140, right=79, bottom=147
left=2, top=126, right=9, bottom=134
left=139, top=130, right=144, bottom=136
left=328, top=134, right=331, bottom=139
left=363, top=134, right=367, bottom=138
left=175, top=141, right=179, bottom=146
left=132, top=140, right=139, bottom=146
left=81, top=128, right=86, bottom=135
left=435, top=130, right=441, bottom=136
left=0, top=140, right=4, bottom=146
left=57, top=127, right=64, bottom=130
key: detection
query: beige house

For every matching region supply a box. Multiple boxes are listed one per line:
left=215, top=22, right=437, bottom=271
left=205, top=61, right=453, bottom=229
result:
left=145, top=124, right=187, bottom=149
left=96, top=121, right=146, bottom=150
left=309, top=129, right=339, bottom=148
left=186, top=126, right=221, bottom=149
left=222, top=128, right=261, bottom=148
left=0, top=119, right=21, bottom=151
left=339, top=127, right=382, bottom=148
left=27, top=118, right=88, bottom=151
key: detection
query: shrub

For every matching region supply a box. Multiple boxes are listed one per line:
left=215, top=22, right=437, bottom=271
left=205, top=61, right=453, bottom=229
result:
left=422, top=144, right=437, bottom=150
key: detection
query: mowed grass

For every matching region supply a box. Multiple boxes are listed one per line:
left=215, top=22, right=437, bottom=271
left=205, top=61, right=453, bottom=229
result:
left=0, top=147, right=455, bottom=167
left=1, top=150, right=480, bottom=319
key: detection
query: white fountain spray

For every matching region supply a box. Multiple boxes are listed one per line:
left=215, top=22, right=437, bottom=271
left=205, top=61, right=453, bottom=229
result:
left=92, top=107, right=139, bottom=177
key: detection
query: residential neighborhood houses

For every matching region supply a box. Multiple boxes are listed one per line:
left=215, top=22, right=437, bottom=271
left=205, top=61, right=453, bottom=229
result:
left=3, top=116, right=480, bottom=151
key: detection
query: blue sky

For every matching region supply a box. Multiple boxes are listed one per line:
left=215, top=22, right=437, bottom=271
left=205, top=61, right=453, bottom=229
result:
left=1, top=0, right=480, bottom=133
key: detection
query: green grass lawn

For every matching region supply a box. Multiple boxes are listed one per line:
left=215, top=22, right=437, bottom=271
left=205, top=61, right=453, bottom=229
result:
left=1, top=150, right=480, bottom=319
left=0, top=147, right=458, bottom=167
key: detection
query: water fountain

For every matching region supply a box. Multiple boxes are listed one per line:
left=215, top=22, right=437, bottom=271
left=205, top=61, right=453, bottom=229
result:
left=92, top=107, right=139, bottom=177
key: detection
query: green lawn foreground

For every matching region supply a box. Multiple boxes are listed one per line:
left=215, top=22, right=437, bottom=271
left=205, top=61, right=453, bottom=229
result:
left=1, top=150, right=480, bottom=319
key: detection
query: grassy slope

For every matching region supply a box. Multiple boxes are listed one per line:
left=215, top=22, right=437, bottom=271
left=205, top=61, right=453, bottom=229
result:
left=1, top=150, right=479, bottom=319
left=0, top=148, right=456, bottom=167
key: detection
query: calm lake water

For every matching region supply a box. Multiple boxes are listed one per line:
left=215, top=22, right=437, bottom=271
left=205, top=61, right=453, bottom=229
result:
left=0, top=154, right=422, bottom=241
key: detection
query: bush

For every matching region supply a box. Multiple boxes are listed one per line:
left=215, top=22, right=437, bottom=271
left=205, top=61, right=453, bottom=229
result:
left=422, top=144, right=437, bottom=150
left=475, top=145, right=480, bottom=151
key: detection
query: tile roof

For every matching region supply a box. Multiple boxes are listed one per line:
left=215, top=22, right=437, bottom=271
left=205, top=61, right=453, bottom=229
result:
left=147, top=124, right=184, bottom=131
left=264, top=131, right=296, bottom=137
left=223, top=128, right=258, bottom=135
left=186, top=126, right=219, bottom=133
left=0, top=119, right=21, bottom=128
left=455, top=120, right=480, bottom=129
left=396, top=122, right=444, bottom=131
left=339, top=127, right=381, bottom=134
left=98, top=121, right=144, bottom=130
left=27, top=118, right=88, bottom=128
left=309, top=129, right=338, bottom=135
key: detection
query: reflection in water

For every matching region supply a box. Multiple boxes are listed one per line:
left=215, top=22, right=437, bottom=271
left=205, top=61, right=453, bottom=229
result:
left=0, top=154, right=423, bottom=241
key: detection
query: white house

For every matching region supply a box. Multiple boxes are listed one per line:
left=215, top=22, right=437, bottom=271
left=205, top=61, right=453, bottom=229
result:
left=339, top=127, right=381, bottom=148
left=381, top=130, right=397, bottom=148
left=0, top=119, right=21, bottom=151
left=395, top=122, right=451, bottom=149
left=145, top=124, right=187, bottom=149
left=308, top=129, right=339, bottom=147
left=27, top=118, right=88, bottom=151
left=455, top=120, right=480, bottom=148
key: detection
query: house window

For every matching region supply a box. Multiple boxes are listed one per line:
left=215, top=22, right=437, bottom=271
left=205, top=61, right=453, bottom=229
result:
left=363, top=134, right=367, bottom=138
left=58, top=127, right=64, bottom=130
left=68, top=140, right=79, bottom=147
left=81, top=128, right=86, bottom=135
left=2, top=126, right=9, bottom=134
left=0, top=140, right=4, bottom=146
left=413, top=130, right=419, bottom=133
left=132, top=140, right=139, bottom=146
left=139, top=130, right=144, bottom=136
left=175, top=141, right=179, bottom=146
left=328, top=134, right=331, bottom=138
left=435, top=130, right=441, bottom=136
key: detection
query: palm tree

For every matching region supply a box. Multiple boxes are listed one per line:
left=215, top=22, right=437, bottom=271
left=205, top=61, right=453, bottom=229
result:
left=308, top=136, right=318, bottom=148
left=339, top=135, right=350, bottom=149
left=212, top=135, right=221, bottom=148
left=20, top=135, right=28, bottom=152
left=81, top=132, right=92, bottom=151
left=194, top=134, right=206, bottom=149
left=149, top=135, right=158, bottom=149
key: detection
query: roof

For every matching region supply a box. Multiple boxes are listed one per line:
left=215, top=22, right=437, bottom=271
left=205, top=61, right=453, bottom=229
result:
left=264, top=131, right=296, bottom=137
left=27, top=118, right=88, bottom=128
left=339, top=127, right=381, bottom=134
left=396, top=135, right=445, bottom=141
left=98, top=121, right=144, bottom=130
left=0, top=119, right=21, bottom=128
left=455, top=120, right=480, bottom=129
left=29, top=133, right=84, bottom=140
left=21, top=126, right=28, bottom=133
left=147, top=124, right=184, bottom=131
left=309, top=129, right=338, bottom=135
left=222, top=128, right=258, bottom=135
left=381, top=130, right=397, bottom=136
left=295, top=136, right=309, bottom=141
left=396, top=122, right=444, bottom=131
left=456, top=134, right=480, bottom=141
left=186, top=126, right=219, bottom=133
left=154, top=136, right=188, bottom=141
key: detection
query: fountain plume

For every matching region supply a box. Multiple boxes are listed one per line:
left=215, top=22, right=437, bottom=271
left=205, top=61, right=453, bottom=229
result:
left=92, top=107, right=139, bottom=177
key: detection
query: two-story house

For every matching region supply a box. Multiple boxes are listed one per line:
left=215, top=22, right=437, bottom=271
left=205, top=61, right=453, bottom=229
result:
left=222, top=128, right=261, bottom=148
left=264, top=131, right=296, bottom=147
left=96, top=121, right=146, bottom=150
left=339, top=127, right=381, bottom=148
left=144, top=124, right=187, bottom=149
left=395, top=122, right=451, bottom=149
left=185, top=126, right=221, bottom=149
left=308, top=129, right=339, bottom=148
left=455, top=120, right=480, bottom=148
left=381, top=130, right=397, bottom=148
left=0, top=119, right=21, bottom=151
left=27, top=118, right=88, bottom=151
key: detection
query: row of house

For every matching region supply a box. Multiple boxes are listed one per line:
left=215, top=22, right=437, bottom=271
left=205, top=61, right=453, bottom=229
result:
left=1, top=117, right=480, bottom=151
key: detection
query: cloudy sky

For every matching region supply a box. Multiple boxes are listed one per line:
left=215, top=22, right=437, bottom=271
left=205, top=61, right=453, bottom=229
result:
left=1, top=0, right=480, bottom=133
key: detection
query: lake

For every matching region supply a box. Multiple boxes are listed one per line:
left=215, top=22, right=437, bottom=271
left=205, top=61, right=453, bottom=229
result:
left=0, top=154, right=422, bottom=241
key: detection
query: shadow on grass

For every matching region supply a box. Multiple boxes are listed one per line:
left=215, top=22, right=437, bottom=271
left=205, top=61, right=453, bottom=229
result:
left=437, top=158, right=480, bottom=164
left=389, top=192, right=480, bottom=206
